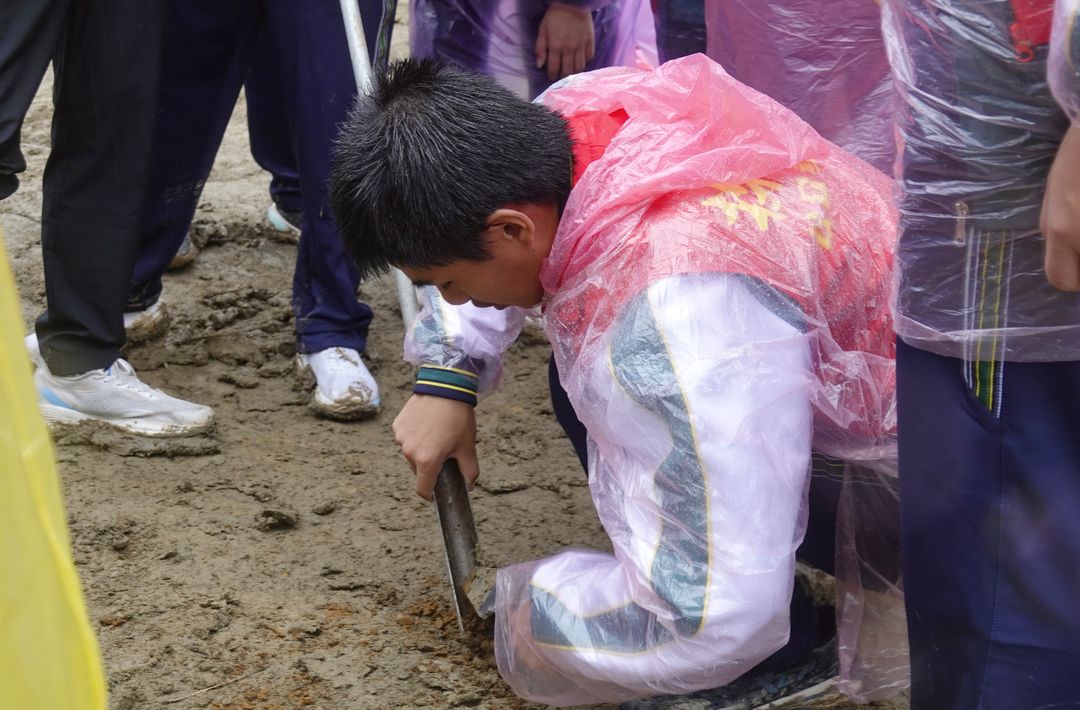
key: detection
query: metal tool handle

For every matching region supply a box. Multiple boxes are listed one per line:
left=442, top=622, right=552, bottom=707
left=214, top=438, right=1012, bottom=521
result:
left=338, top=0, right=422, bottom=327
left=432, top=459, right=480, bottom=632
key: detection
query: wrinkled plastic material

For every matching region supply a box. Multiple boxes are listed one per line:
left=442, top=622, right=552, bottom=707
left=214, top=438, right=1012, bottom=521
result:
left=704, top=0, right=895, bottom=174
left=1050, top=0, right=1080, bottom=124
left=0, top=227, right=107, bottom=710
left=834, top=462, right=907, bottom=703
left=884, top=0, right=1080, bottom=362
left=403, top=55, right=904, bottom=705
left=406, top=294, right=526, bottom=399
left=410, top=0, right=649, bottom=100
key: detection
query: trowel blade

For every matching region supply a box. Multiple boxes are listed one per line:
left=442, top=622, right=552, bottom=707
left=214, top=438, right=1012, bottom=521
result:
left=432, top=459, right=480, bottom=634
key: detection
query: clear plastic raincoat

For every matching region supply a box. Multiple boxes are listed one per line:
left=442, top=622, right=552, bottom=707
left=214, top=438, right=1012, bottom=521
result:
left=704, top=0, right=895, bottom=174
left=405, top=55, right=902, bottom=704
left=410, top=0, right=652, bottom=100
left=884, top=0, right=1080, bottom=362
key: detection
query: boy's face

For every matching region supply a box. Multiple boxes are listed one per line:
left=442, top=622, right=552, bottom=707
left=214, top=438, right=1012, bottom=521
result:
left=401, top=204, right=558, bottom=310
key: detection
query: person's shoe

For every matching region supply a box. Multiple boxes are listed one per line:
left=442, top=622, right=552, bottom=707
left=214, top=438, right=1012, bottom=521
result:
left=296, top=347, right=379, bottom=420
left=619, top=637, right=842, bottom=710
left=123, top=299, right=170, bottom=343
left=168, top=233, right=199, bottom=270
left=26, top=335, right=214, bottom=438
left=25, top=332, right=42, bottom=367
left=267, top=202, right=302, bottom=238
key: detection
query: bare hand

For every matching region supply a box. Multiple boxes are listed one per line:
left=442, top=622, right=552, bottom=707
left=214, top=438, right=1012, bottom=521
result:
left=535, top=2, right=595, bottom=82
left=392, top=394, right=479, bottom=501
left=1042, top=125, right=1080, bottom=291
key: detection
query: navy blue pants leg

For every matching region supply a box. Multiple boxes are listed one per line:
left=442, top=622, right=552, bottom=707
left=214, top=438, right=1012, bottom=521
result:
left=653, top=0, right=706, bottom=63
left=898, top=338, right=1080, bottom=710
left=264, top=0, right=379, bottom=354
left=128, top=0, right=265, bottom=311
left=244, top=31, right=303, bottom=214
left=131, top=0, right=380, bottom=354
left=243, top=1, right=379, bottom=214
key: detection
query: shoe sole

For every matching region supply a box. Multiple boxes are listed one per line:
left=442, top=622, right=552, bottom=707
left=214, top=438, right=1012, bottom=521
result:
left=39, top=403, right=215, bottom=439
left=622, top=675, right=842, bottom=710
left=309, top=390, right=380, bottom=421
left=756, top=678, right=844, bottom=709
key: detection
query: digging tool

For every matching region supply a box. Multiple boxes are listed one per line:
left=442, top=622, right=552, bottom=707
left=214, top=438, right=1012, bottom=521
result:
left=432, top=460, right=497, bottom=632
left=338, top=0, right=486, bottom=632
left=432, top=459, right=484, bottom=632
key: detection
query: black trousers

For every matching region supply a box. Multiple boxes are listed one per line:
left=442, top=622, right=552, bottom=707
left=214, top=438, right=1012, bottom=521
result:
left=0, top=0, right=168, bottom=375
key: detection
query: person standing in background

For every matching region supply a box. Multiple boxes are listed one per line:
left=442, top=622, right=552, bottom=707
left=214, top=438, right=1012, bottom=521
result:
left=886, top=0, right=1080, bottom=707
left=0, top=0, right=215, bottom=437
left=410, top=0, right=649, bottom=99
left=123, top=0, right=384, bottom=421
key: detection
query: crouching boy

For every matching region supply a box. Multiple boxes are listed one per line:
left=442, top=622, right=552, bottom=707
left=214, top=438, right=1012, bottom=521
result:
left=330, top=56, right=899, bottom=706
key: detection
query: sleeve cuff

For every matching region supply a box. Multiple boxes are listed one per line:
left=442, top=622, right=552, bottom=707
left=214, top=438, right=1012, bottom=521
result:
left=414, top=365, right=480, bottom=406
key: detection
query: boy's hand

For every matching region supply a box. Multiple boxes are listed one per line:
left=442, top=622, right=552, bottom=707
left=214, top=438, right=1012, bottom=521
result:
left=535, top=2, right=595, bottom=82
left=1042, top=125, right=1080, bottom=291
left=393, top=394, right=479, bottom=501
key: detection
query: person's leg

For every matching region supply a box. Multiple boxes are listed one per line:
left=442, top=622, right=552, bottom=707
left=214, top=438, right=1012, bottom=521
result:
left=127, top=0, right=265, bottom=313
left=0, top=0, right=67, bottom=201
left=264, top=0, right=376, bottom=356
left=898, top=339, right=1080, bottom=710
left=35, top=0, right=168, bottom=375
left=653, top=0, right=705, bottom=64
left=244, top=30, right=303, bottom=216
left=549, top=353, right=826, bottom=671
left=245, top=0, right=379, bottom=219
left=548, top=354, right=589, bottom=473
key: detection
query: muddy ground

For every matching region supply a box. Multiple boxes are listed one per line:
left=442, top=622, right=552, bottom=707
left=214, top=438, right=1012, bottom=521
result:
left=2, top=27, right=908, bottom=710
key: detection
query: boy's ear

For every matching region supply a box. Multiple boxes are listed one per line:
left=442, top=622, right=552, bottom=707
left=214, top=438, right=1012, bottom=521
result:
left=485, top=208, right=536, bottom=248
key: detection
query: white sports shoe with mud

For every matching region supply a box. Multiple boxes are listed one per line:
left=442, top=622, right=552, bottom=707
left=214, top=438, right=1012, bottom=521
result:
left=297, top=346, right=379, bottom=420
left=25, top=333, right=214, bottom=437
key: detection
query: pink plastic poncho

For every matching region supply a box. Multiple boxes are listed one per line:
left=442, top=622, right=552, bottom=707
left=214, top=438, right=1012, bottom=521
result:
left=704, top=0, right=895, bottom=174
left=404, top=55, right=905, bottom=705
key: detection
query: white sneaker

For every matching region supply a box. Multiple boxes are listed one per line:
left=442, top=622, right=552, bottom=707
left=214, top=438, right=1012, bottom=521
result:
left=297, top=347, right=379, bottom=420
left=25, top=332, right=42, bottom=368
left=25, top=335, right=214, bottom=437
left=123, top=299, right=169, bottom=343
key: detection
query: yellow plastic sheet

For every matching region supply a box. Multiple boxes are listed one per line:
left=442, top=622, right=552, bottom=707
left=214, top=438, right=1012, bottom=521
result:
left=0, top=225, right=106, bottom=710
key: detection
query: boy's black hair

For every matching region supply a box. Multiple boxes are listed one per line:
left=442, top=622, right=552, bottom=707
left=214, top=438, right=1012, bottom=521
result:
left=330, top=58, right=575, bottom=279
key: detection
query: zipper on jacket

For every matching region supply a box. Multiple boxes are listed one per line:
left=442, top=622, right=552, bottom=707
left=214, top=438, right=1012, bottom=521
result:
left=954, top=201, right=969, bottom=245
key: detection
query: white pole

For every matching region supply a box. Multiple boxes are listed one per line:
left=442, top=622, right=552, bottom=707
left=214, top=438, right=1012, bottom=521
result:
left=338, top=0, right=422, bottom=326
left=339, top=0, right=374, bottom=92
